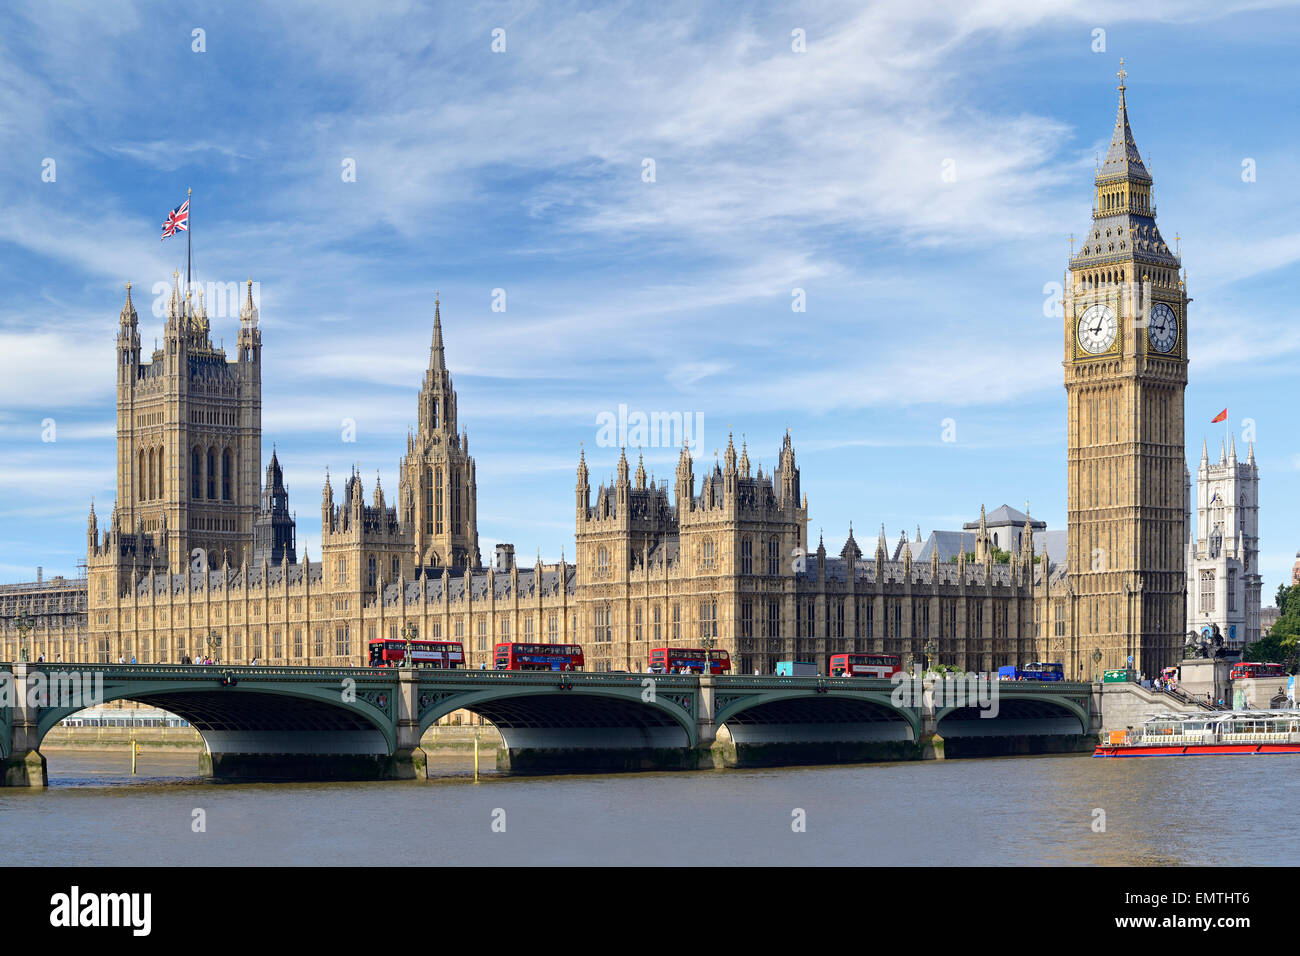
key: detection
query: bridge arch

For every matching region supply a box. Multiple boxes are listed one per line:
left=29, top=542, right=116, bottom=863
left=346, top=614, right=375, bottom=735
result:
left=935, top=687, right=1089, bottom=738
left=32, top=669, right=399, bottom=757
left=418, top=681, right=698, bottom=750
left=715, top=687, right=920, bottom=745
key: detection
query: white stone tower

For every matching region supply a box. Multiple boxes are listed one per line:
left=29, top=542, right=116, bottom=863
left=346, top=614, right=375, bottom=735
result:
left=1186, top=435, right=1261, bottom=650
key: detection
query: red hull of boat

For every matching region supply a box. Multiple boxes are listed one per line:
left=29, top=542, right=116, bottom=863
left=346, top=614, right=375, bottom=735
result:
left=1093, top=743, right=1300, bottom=757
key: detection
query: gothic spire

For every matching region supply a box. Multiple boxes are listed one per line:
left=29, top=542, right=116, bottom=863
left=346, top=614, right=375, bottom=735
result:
left=120, top=282, right=137, bottom=326
left=240, top=278, right=258, bottom=325
left=1099, top=59, right=1151, bottom=184
left=429, top=292, right=445, bottom=372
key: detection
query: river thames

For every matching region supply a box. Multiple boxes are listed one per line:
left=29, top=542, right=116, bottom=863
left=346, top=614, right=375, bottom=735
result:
left=3, top=751, right=1298, bottom=866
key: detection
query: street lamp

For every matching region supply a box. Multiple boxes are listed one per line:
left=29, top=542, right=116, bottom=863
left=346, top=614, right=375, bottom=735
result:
left=206, top=630, right=223, bottom=664
left=1092, top=647, right=1103, bottom=684
left=15, top=612, right=34, bottom=662
left=924, top=638, right=938, bottom=674
left=401, top=621, right=418, bottom=668
left=699, top=631, right=715, bottom=677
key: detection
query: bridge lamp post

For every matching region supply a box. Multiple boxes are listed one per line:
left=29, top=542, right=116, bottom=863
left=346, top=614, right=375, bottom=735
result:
left=207, top=630, right=223, bottom=664
left=16, top=612, right=35, bottom=662
left=699, top=632, right=715, bottom=677
left=1092, top=647, right=1103, bottom=684
left=401, top=621, right=418, bottom=668
left=923, top=638, right=937, bottom=674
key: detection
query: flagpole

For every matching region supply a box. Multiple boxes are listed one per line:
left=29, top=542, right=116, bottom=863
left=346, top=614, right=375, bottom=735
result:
left=186, top=187, right=192, bottom=311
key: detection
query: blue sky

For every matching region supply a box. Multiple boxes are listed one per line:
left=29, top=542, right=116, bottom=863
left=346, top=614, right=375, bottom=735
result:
left=2, top=1, right=1299, bottom=599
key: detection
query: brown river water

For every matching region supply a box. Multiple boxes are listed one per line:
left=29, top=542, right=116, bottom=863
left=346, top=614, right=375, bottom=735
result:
left=2, top=749, right=1296, bottom=865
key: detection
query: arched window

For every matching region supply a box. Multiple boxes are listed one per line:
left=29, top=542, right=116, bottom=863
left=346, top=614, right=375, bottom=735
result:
left=139, top=450, right=147, bottom=500
left=367, top=555, right=377, bottom=589
left=157, top=444, right=164, bottom=500
left=206, top=447, right=216, bottom=499
left=192, top=447, right=202, bottom=499
left=222, top=448, right=232, bottom=501
left=435, top=466, right=444, bottom=534
left=432, top=398, right=438, bottom=429
left=452, top=480, right=461, bottom=535
left=424, top=468, right=433, bottom=533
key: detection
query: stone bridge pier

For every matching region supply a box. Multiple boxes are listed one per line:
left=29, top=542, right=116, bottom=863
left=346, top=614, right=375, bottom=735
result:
left=2, top=665, right=47, bottom=787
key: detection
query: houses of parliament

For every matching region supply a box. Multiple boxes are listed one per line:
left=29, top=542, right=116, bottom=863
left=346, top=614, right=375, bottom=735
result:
left=1, top=74, right=1207, bottom=680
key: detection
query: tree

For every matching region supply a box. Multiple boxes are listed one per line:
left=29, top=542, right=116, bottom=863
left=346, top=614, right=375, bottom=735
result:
left=1242, top=631, right=1290, bottom=666
left=1249, top=583, right=1300, bottom=669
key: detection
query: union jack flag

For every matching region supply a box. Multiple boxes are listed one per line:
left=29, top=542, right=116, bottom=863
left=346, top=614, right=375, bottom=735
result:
left=161, top=199, right=189, bottom=239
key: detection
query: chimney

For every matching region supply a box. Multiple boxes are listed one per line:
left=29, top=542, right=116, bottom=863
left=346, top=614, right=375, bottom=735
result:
left=494, top=543, right=515, bottom=573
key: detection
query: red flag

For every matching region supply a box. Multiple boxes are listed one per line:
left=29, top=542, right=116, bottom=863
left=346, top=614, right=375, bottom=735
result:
left=1211, top=409, right=1227, bottom=423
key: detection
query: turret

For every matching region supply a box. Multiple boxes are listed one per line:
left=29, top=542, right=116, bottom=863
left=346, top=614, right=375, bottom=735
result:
left=576, top=447, right=590, bottom=519
left=778, top=430, right=798, bottom=507
left=841, top=524, right=861, bottom=563
left=237, top=279, right=261, bottom=364
left=321, top=468, right=334, bottom=533
left=675, top=443, right=694, bottom=514
left=117, top=283, right=140, bottom=383
left=974, top=504, right=990, bottom=563
left=616, top=447, right=630, bottom=509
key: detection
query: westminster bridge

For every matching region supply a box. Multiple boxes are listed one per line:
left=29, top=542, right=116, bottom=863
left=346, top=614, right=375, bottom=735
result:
left=0, top=662, right=1099, bottom=786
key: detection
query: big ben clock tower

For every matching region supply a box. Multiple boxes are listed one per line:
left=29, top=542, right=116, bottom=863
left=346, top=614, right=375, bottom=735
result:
left=1065, top=62, right=1188, bottom=677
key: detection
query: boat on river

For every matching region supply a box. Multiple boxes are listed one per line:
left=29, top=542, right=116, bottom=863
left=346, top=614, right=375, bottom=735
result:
left=1094, top=710, right=1300, bottom=757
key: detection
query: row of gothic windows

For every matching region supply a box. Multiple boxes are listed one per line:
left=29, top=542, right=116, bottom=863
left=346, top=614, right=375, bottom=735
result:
left=422, top=466, right=462, bottom=535
left=138, top=445, right=165, bottom=500
left=190, top=446, right=234, bottom=501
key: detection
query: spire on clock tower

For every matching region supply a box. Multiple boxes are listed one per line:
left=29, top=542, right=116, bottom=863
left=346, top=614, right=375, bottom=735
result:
left=1070, top=62, right=1179, bottom=276
left=1100, top=58, right=1151, bottom=185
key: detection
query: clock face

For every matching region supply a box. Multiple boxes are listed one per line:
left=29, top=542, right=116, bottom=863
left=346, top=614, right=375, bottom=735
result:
left=1148, top=302, right=1178, bottom=353
left=1077, top=304, right=1117, bottom=354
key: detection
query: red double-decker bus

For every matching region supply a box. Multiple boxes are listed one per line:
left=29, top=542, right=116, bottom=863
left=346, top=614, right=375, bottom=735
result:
left=368, top=639, right=464, bottom=668
left=494, top=643, right=584, bottom=671
left=829, top=653, right=901, bottom=678
left=1230, top=661, right=1287, bottom=680
left=648, top=647, right=731, bottom=675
